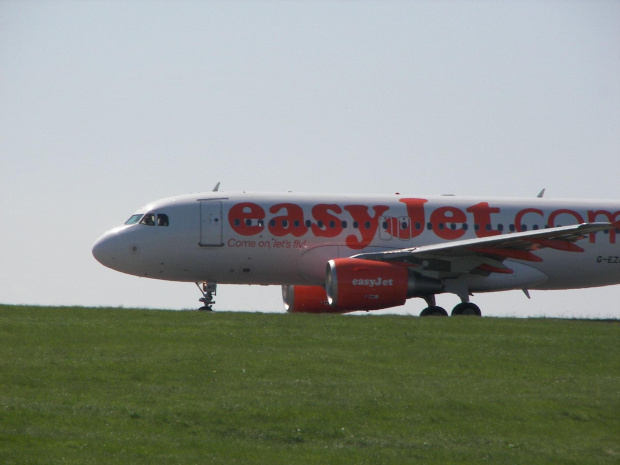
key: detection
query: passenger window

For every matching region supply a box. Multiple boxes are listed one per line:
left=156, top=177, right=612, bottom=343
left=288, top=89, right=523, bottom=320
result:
left=157, top=214, right=169, bottom=226
left=140, top=213, right=156, bottom=226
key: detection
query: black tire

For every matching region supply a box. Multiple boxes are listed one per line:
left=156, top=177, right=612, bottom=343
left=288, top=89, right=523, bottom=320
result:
left=420, top=306, right=449, bottom=317
left=451, top=302, right=481, bottom=316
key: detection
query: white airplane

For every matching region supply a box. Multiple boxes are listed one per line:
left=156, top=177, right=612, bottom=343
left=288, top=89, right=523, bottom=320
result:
left=92, top=188, right=620, bottom=316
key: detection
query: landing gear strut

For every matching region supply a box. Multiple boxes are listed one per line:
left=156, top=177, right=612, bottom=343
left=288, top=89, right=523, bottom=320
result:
left=196, top=282, right=217, bottom=311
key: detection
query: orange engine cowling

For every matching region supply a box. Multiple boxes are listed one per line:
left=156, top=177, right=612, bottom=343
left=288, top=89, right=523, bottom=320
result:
left=282, top=285, right=343, bottom=313
left=326, top=258, right=409, bottom=311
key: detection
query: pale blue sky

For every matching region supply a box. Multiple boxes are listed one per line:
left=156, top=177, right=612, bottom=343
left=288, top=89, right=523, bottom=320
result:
left=1, top=1, right=619, bottom=317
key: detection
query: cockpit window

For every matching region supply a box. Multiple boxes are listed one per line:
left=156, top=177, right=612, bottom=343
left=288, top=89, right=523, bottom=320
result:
left=157, top=214, right=169, bottom=226
left=136, top=212, right=169, bottom=226
left=125, top=214, right=143, bottom=225
left=140, top=213, right=156, bottom=226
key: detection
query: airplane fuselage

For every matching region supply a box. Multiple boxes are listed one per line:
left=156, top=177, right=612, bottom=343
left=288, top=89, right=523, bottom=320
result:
left=93, top=192, right=620, bottom=301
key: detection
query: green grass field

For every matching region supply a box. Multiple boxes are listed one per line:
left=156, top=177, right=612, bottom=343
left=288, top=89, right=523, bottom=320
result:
left=0, top=305, right=617, bottom=464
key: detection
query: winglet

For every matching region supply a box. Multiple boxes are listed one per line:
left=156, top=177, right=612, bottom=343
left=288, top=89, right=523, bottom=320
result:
left=212, top=182, right=221, bottom=192
left=537, top=189, right=545, bottom=198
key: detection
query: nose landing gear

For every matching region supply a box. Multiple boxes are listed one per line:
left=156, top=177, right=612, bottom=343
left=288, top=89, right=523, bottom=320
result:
left=196, top=282, right=217, bottom=311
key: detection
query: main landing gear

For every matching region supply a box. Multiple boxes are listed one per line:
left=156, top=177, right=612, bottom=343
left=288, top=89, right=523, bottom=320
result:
left=419, top=295, right=448, bottom=316
left=419, top=295, right=481, bottom=317
left=451, top=302, right=481, bottom=316
left=196, top=282, right=217, bottom=311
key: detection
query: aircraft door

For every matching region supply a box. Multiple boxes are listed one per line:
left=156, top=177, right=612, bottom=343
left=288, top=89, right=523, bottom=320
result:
left=199, top=201, right=223, bottom=246
left=379, top=216, right=395, bottom=241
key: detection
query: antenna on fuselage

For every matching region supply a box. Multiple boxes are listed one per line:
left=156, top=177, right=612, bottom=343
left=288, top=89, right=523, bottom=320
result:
left=212, top=182, right=221, bottom=192
left=537, top=188, right=546, bottom=198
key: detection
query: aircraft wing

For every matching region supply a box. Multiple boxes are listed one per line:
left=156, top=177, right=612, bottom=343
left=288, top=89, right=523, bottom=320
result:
left=351, top=223, right=615, bottom=276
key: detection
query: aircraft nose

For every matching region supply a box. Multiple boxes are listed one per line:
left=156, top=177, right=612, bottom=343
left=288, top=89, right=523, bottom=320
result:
left=92, top=232, right=118, bottom=268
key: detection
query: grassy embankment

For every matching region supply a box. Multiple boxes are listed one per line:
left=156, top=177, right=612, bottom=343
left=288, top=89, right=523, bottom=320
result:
left=0, top=305, right=618, bottom=464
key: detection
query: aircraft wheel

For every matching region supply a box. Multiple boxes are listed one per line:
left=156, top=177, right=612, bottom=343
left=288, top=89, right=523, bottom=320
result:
left=420, top=306, right=448, bottom=317
left=451, top=302, right=481, bottom=316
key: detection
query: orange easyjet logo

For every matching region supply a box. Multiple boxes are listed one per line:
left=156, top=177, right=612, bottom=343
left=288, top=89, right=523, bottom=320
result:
left=227, top=199, right=619, bottom=249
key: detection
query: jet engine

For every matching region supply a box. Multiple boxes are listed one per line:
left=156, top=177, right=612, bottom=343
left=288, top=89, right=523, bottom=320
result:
left=282, top=285, right=341, bottom=313
left=326, top=258, right=443, bottom=311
